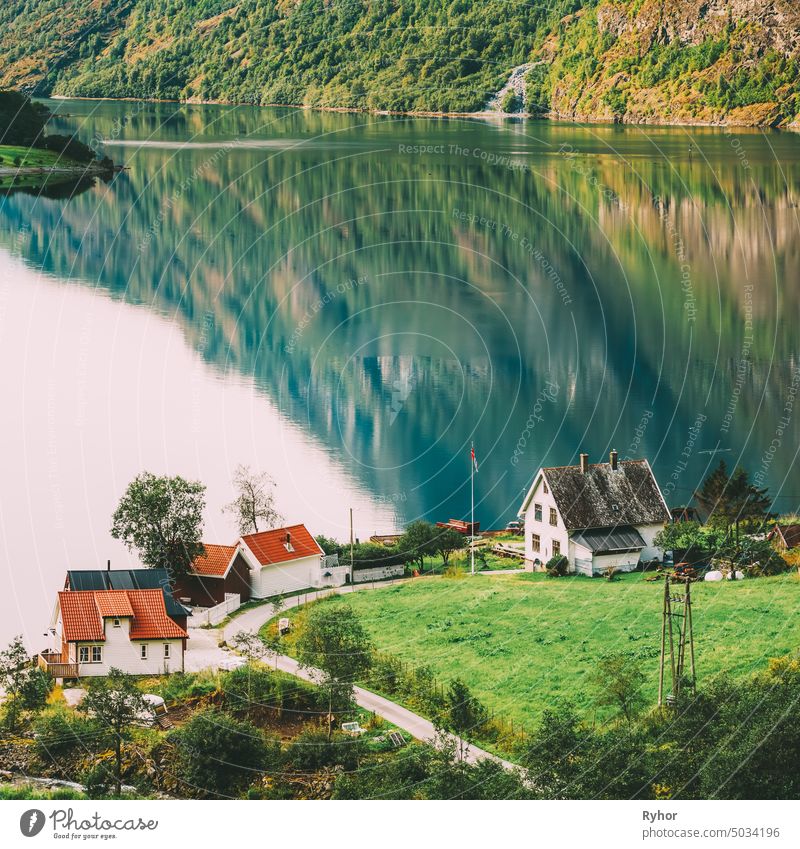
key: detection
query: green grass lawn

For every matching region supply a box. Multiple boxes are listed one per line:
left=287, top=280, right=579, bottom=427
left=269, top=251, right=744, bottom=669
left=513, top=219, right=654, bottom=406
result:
left=0, top=145, right=79, bottom=168
left=283, top=571, right=800, bottom=729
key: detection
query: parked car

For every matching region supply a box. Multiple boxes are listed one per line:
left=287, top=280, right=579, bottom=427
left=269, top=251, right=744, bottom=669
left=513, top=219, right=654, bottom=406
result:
left=505, top=520, right=523, bottom=533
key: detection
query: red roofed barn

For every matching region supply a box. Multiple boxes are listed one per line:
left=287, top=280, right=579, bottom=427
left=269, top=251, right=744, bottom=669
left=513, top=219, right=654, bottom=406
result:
left=48, top=589, right=188, bottom=677
left=172, top=543, right=252, bottom=607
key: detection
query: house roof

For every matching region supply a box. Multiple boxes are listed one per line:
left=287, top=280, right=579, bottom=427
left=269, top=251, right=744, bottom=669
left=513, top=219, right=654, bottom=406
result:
left=58, top=591, right=106, bottom=642
left=57, top=589, right=188, bottom=642
left=65, top=569, right=190, bottom=619
left=190, top=543, right=238, bottom=578
left=769, top=524, right=800, bottom=548
left=94, top=591, right=134, bottom=618
left=126, top=590, right=188, bottom=640
left=571, top=525, right=646, bottom=553
left=241, top=524, right=323, bottom=566
left=522, top=459, right=669, bottom=531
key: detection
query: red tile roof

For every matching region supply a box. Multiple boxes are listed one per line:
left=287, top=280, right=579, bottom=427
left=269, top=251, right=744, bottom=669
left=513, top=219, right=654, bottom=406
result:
left=58, top=592, right=105, bottom=642
left=127, top=590, right=188, bottom=640
left=242, top=524, right=323, bottom=566
left=58, top=590, right=187, bottom=642
left=94, top=590, right=134, bottom=618
left=190, top=543, right=238, bottom=577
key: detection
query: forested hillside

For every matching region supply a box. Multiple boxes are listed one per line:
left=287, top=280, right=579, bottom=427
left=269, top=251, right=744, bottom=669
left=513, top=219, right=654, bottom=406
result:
left=1, top=0, right=799, bottom=125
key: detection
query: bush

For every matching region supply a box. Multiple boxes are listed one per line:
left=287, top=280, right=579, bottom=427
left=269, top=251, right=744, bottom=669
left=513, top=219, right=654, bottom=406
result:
left=546, top=555, right=569, bottom=577
left=283, top=729, right=366, bottom=772
left=169, top=708, right=277, bottom=798
left=20, top=668, right=54, bottom=710
left=33, top=709, right=110, bottom=759
left=501, top=90, right=520, bottom=113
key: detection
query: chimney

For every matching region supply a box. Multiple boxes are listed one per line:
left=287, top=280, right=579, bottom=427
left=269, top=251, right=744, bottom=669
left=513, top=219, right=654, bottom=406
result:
left=107, top=559, right=111, bottom=572
left=579, top=453, right=589, bottom=474
left=610, top=449, right=618, bottom=471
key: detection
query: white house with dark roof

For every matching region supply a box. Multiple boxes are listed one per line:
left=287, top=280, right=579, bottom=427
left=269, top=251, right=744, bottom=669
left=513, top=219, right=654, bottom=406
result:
left=519, top=450, right=670, bottom=575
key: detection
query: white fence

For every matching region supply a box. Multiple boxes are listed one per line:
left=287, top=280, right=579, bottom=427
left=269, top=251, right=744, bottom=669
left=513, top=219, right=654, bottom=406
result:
left=187, top=593, right=241, bottom=627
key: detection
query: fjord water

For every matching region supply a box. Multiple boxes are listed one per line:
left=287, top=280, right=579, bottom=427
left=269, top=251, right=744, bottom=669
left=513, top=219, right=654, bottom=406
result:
left=1, top=100, right=799, bottom=642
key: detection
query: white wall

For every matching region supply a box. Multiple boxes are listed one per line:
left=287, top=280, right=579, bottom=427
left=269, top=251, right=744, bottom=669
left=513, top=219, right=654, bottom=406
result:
left=250, top=554, right=323, bottom=598
left=352, top=564, right=404, bottom=583
left=66, top=616, right=184, bottom=677
left=637, top=523, right=666, bottom=561
left=523, top=474, right=568, bottom=567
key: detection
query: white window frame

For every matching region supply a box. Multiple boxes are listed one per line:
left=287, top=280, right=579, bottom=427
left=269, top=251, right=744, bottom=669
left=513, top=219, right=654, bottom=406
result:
left=163, top=643, right=171, bottom=659
left=550, top=507, right=558, bottom=527
left=140, top=644, right=148, bottom=660
left=534, top=503, right=542, bottom=522
left=553, top=540, right=561, bottom=557
left=78, top=646, right=89, bottom=663
left=112, top=618, right=121, bottom=628
left=531, top=533, right=541, bottom=553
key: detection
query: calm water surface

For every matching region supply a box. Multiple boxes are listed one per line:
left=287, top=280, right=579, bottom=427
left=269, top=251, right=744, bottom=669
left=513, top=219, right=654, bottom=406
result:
left=1, top=100, right=799, bottom=644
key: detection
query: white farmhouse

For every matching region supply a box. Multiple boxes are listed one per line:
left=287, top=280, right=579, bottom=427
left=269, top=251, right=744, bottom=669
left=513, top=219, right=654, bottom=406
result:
left=519, top=451, right=670, bottom=575
left=46, top=589, right=188, bottom=677
left=238, top=523, right=337, bottom=598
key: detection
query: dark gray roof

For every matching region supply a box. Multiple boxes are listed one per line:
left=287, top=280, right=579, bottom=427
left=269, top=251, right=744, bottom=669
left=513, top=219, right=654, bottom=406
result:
left=65, top=569, right=190, bottom=618
left=543, top=460, right=669, bottom=531
left=571, top=525, right=646, bottom=553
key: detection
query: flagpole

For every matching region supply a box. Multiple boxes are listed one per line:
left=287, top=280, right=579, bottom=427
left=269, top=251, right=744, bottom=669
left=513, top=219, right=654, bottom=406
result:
left=470, top=441, right=475, bottom=575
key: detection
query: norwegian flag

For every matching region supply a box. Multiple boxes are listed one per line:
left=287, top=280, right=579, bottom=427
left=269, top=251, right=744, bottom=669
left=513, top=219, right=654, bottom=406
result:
left=471, top=445, right=478, bottom=473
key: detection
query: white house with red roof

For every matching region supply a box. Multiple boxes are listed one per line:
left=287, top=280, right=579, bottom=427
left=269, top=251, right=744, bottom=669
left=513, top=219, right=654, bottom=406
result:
left=48, top=588, right=188, bottom=677
left=238, top=523, right=335, bottom=598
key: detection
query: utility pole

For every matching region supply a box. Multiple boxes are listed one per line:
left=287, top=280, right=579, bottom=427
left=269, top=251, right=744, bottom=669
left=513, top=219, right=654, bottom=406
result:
left=349, top=507, right=354, bottom=585
left=470, top=442, right=475, bottom=575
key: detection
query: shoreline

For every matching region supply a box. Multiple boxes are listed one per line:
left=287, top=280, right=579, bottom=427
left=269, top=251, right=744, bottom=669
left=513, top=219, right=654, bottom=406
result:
left=48, top=94, right=796, bottom=132
left=0, top=161, right=120, bottom=181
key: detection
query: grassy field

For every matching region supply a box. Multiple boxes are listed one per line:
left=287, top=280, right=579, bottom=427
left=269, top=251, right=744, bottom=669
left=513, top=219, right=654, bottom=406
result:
left=0, top=144, right=79, bottom=168
left=281, top=571, right=800, bottom=728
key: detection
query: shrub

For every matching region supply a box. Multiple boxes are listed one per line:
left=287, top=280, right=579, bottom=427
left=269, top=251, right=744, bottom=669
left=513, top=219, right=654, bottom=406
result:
left=546, top=555, right=569, bottom=577
left=283, top=729, right=366, bottom=772
left=20, top=668, right=54, bottom=710
left=169, top=708, right=276, bottom=798
left=42, top=134, right=96, bottom=162
left=33, top=709, right=109, bottom=759
left=501, top=90, right=520, bottom=113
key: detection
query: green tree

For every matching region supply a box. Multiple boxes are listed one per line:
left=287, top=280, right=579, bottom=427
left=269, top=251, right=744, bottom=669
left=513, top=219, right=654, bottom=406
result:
left=432, top=527, right=466, bottom=567
left=111, top=471, right=206, bottom=579
left=590, top=652, right=646, bottom=724
left=398, top=520, right=438, bottom=571
left=296, top=604, right=373, bottom=737
left=169, top=708, right=274, bottom=798
left=223, top=464, right=282, bottom=534
left=79, top=668, right=148, bottom=797
left=0, top=90, right=50, bottom=146
left=0, top=636, right=35, bottom=729
left=437, top=678, right=488, bottom=761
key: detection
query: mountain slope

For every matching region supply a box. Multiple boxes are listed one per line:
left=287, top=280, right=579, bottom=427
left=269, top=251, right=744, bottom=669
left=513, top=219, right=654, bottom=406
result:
left=1, top=0, right=799, bottom=125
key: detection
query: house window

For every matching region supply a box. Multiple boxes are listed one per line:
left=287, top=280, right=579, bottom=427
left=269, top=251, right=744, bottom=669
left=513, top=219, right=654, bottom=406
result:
left=534, top=503, right=542, bottom=522
left=553, top=540, right=561, bottom=557
left=164, top=643, right=171, bottom=659
left=112, top=618, right=121, bottom=628
left=140, top=644, right=148, bottom=660
left=550, top=508, right=558, bottom=526
left=85, top=645, right=103, bottom=663
left=78, top=646, right=89, bottom=663
left=531, top=533, right=540, bottom=553
left=543, top=481, right=549, bottom=494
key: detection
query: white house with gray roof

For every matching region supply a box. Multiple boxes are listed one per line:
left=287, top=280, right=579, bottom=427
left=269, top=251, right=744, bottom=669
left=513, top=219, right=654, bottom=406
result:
left=519, top=450, right=670, bottom=575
